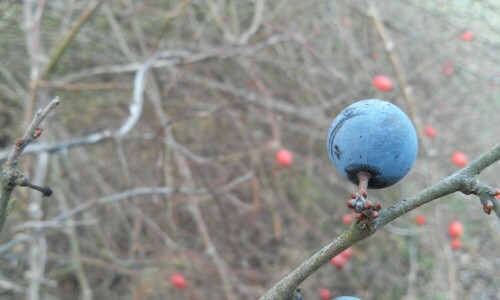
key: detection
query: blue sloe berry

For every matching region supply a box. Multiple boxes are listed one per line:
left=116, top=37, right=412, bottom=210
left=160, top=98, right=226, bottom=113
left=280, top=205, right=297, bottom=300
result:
left=327, top=99, right=418, bottom=189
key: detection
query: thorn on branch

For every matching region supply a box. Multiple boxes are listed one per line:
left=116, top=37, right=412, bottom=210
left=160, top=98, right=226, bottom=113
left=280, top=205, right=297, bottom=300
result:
left=25, top=181, right=53, bottom=197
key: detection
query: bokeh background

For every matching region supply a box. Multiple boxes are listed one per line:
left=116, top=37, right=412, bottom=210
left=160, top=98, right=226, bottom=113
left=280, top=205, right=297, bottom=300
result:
left=0, top=0, right=499, bottom=299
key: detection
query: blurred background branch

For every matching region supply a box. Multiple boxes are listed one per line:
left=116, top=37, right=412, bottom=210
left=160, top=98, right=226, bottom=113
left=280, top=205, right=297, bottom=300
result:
left=0, top=1, right=498, bottom=299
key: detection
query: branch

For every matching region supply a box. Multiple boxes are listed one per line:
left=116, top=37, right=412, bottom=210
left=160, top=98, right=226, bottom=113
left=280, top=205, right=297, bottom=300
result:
left=260, top=143, right=500, bottom=299
left=0, top=97, right=60, bottom=235
left=0, top=130, right=112, bottom=160
left=40, top=0, right=104, bottom=79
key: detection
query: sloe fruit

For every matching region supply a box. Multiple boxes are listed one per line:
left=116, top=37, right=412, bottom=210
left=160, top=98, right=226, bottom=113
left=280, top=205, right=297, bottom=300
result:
left=327, top=99, right=418, bottom=189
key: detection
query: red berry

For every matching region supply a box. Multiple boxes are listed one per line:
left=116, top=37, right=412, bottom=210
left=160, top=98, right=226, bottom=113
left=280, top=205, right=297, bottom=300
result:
left=171, top=274, right=186, bottom=289
left=448, top=220, right=463, bottom=239
left=330, top=255, right=347, bottom=270
left=442, top=60, right=454, bottom=76
left=415, top=215, right=426, bottom=226
left=450, top=238, right=461, bottom=250
left=341, top=213, right=354, bottom=225
left=372, top=75, right=393, bottom=92
left=320, top=288, right=332, bottom=300
left=340, top=247, right=353, bottom=260
left=496, top=194, right=500, bottom=200
left=423, top=126, right=437, bottom=138
left=275, top=148, right=293, bottom=167
left=451, top=151, right=468, bottom=167
left=460, top=31, right=474, bottom=42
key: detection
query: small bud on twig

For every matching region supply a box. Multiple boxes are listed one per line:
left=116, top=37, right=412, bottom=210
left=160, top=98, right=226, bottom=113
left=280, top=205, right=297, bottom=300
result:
left=33, top=127, right=43, bottom=138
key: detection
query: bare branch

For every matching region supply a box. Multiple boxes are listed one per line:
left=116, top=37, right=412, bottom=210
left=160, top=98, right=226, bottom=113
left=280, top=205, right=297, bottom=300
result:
left=260, top=143, right=500, bottom=299
left=0, top=97, right=60, bottom=235
left=5, top=97, right=60, bottom=168
left=0, top=130, right=112, bottom=160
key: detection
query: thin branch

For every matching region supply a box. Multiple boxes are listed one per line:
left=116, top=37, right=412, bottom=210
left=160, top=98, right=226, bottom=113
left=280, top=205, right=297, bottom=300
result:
left=5, top=97, right=60, bottom=167
left=237, top=0, right=266, bottom=44
left=0, top=172, right=253, bottom=255
left=40, top=0, right=104, bottom=79
left=260, top=143, right=500, bottom=299
left=0, top=97, right=60, bottom=235
left=0, top=130, right=112, bottom=160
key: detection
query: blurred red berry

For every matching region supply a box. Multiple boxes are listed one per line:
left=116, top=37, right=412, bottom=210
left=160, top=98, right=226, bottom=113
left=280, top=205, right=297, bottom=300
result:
left=171, top=274, right=186, bottom=289
left=450, top=238, right=461, bottom=250
left=442, top=60, right=454, bottom=76
left=372, top=75, right=393, bottom=91
left=460, top=31, right=474, bottom=42
left=423, top=126, right=437, bottom=138
left=448, top=220, right=463, bottom=239
left=340, top=247, right=353, bottom=260
left=496, top=194, right=500, bottom=200
left=415, top=215, right=426, bottom=226
left=320, top=288, right=332, bottom=300
left=341, top=213, right=354, bottom=225
left=451, top=151, right=468, bottom=167
left=275, top=148, right=293, bottom=167
left=330, top=255, right=347, bottom=270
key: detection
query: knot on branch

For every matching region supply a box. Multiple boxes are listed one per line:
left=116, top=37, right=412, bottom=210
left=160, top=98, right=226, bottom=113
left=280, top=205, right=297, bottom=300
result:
left=461, top=177, right=478, bottom=195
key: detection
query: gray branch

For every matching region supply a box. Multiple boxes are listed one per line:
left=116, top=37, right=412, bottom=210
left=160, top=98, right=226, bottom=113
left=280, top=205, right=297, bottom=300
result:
left=260, top=143, right=500, bottom=299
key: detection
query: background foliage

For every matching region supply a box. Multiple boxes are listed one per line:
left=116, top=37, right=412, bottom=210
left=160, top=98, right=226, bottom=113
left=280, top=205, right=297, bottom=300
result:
left=0, top=0, right=499, bottom=299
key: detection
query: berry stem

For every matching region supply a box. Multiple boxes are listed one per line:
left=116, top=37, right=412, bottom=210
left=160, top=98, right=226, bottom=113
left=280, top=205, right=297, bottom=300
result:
left=357, top=171, right=372, bottom=195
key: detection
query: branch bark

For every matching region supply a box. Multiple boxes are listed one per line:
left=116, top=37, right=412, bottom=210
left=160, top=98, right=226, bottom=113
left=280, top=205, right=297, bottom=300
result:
left=260, top=143, right=500, bottom=299
left=0, top=97, right=60, bottom=235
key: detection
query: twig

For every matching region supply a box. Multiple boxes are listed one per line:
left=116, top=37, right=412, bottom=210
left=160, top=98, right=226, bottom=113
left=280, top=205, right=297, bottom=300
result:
left=0, top=130, right=112, bottom=160
left=237, top=0, right=266, bottom=45
left=0, top=172, right=253, bottom=256
left=366, top=2, right=427, bottom=154
left=0, top=97, right=60, bottom=235
left=40, top=0, right=104, bottom=79
left=260, top=143, right=500, bottom=299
